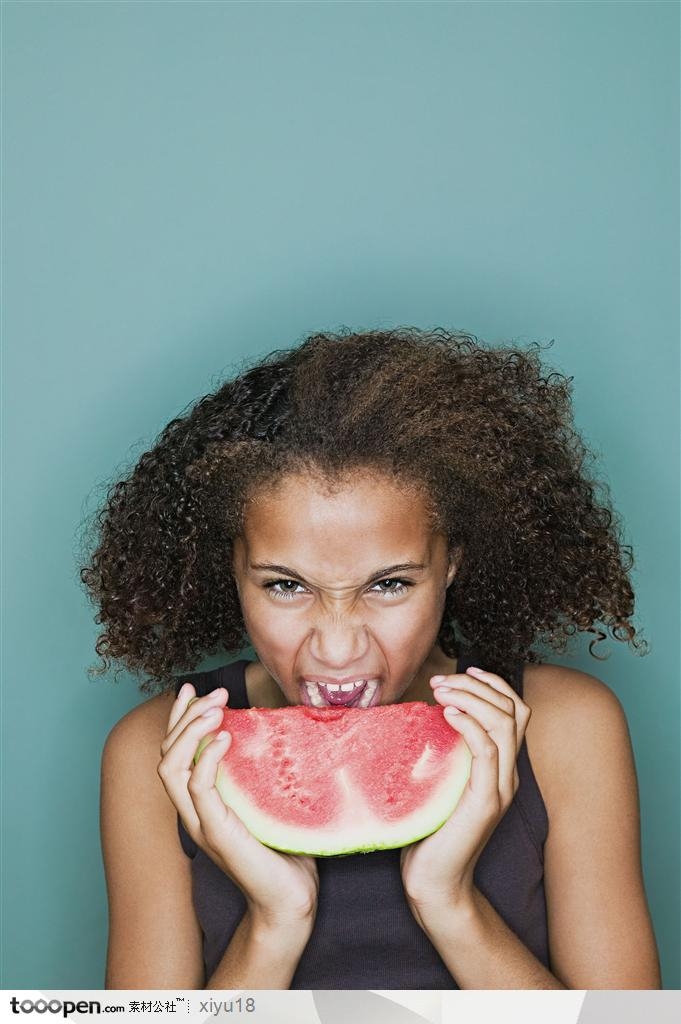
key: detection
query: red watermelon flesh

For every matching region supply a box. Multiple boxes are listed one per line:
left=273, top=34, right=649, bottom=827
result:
left=195, top=702, right=472, bottom=856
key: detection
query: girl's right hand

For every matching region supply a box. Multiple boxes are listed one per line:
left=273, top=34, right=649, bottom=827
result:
left=157, top=682, right=319, bottom=930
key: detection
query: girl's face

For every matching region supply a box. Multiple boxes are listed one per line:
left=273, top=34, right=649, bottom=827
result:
left=231, top=470, right=459, bottom=708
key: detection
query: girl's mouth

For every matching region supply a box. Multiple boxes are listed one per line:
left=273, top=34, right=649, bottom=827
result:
left=301, top=678, right=381, bottom=708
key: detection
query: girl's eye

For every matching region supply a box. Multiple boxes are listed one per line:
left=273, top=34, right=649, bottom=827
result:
left=263, top=578, right=413, bottom=601
left=372, top=578, right=412, bottom=597
left=264, top=579, right=306, bottom=601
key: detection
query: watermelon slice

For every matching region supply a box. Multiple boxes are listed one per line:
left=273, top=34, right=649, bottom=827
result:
left=194, top=702, right=472, bottom=856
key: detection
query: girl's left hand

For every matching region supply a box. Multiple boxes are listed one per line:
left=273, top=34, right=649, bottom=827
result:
left=400, top=666, right=531, bottom=916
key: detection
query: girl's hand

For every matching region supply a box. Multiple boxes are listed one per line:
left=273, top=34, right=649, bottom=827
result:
left=400, top=666, right=531, bottom=916
left=157, top=683, right=319, bottom=929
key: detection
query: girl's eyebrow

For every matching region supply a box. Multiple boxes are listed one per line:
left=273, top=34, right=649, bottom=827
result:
left=249, top=561, right=427, bottom=585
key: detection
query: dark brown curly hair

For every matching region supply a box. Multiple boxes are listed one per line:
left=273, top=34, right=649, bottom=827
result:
left=78, top=326, right=648, bottom=695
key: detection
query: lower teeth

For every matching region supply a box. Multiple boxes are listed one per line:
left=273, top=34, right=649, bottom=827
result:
left=356, top=680, right=378, bottom=707
left=305, top=681, right=379, bottom=708
left=305, top=684, right=325, bottom=708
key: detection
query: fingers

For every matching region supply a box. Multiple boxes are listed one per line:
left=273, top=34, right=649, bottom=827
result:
left=157, top=685, right=230, bottom=844
left=432, top=668, right=526, bottom=810
left=467, top=667, right=532, bottom=747
left=162, top=685, right=229, bottom=757
left=430, top=667, right=531, bottom=753
left=187, top=728, right=239, bottom=851
left=160, top=695, right=228, bottom=779
left=167, top=681, right=197, bottom=733
left=442, top=702, right=514, bottom=810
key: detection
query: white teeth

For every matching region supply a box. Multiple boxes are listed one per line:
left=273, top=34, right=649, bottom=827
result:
left=305, top=683, right=325, bottom=707
left=308, top=679, right=366, bottom=692
left=357, top=679, right=379, bottom=707
left=304, top=678, right=379, bottom=706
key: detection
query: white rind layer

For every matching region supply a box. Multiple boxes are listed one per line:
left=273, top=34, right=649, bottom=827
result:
left=212, top=739, right=473, bottom=856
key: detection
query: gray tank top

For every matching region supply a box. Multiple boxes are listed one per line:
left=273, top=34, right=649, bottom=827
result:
left=174, top=651, right=549, bottom=988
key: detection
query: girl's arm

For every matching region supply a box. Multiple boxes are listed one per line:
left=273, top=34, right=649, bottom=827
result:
left=535, top=667, right=661, bottom=988
left=101, top=696, right=312, bottom=989
left=411, top=667, right=662, bottom=989
left=204, top=911, right=313, bottom=990
left=101, top=697, right=205, bottom=988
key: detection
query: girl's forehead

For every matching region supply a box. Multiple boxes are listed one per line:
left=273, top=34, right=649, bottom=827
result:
left=234, top=474, right=448, bottom=583
left=243, top=471, right=434, bottom=535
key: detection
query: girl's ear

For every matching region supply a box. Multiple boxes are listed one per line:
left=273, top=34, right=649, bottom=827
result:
left=446, top=546, right=463, bottom=587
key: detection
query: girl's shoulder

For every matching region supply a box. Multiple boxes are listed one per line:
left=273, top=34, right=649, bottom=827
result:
left=521, top=660, right=630, bottom=812
left=104, top=690, right=176, bottom=757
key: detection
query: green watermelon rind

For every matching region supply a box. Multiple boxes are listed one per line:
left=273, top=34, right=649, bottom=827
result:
left=194, top=727, right=472, bottom=857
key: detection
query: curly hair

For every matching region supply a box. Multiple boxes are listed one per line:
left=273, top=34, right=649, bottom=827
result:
left=78, top=326, right=648, bottom=695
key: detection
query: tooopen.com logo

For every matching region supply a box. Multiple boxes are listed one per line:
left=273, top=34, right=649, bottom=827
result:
left=9, top=998, right=104, bottom=1017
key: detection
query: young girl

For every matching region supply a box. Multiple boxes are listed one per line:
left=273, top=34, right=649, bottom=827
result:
left=84, top=327, right=662, bottom=990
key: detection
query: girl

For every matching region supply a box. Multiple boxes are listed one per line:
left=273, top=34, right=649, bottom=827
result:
left=84, top=328, right=662, bottom=989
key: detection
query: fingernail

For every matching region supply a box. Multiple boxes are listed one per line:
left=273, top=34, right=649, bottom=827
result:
left=215, top=731, right=230, bottom=741
left=201, top=707, right=221, bottom=718
left=431, top=675, right=447, bottom=684
left=445, top=706, right=462, bottom=717
left=467, top=666, right=485, bottom=675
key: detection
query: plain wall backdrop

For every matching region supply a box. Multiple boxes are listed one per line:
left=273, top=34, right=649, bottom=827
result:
left=2, top=0, right=679, bottom=990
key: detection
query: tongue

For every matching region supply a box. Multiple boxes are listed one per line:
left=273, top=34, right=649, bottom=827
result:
left=320, top=682, right=366, bottom=706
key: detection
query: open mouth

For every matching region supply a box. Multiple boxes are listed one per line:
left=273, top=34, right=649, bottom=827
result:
left=301, top=678, right=381, bottom=709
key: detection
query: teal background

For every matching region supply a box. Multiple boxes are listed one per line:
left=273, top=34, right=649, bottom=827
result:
left=2, top=0, right=678, bottom=990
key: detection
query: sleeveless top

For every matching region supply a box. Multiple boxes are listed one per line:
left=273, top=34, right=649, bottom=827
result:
left=174, top=652, right=549, bottom=988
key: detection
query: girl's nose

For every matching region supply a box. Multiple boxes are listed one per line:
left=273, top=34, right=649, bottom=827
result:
left=307, top=621, right=371, bottom=669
